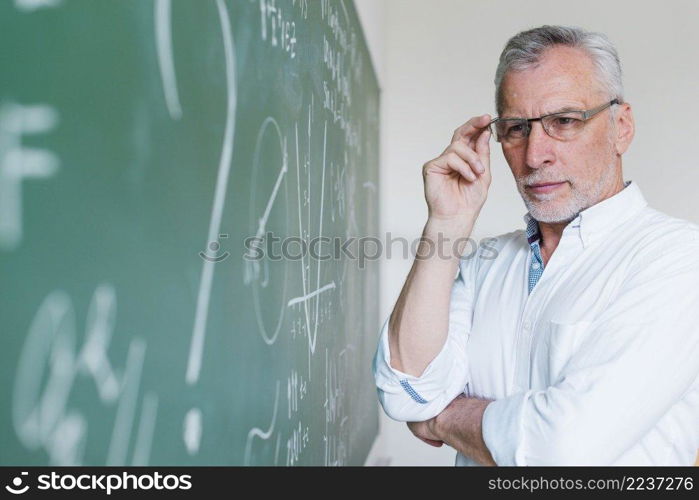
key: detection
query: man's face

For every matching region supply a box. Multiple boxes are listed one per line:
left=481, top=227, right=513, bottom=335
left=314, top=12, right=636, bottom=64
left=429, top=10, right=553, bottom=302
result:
left=499, top=46, right=622, bottom=224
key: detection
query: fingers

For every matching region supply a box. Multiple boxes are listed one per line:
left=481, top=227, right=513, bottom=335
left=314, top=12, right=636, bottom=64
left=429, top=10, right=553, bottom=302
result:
left=439, top=142, right=485, bottom=182
left=475, top=126, right=491, bottom=169
left=426, top=114, right=492, bottom=184
left=450, top=141, right=486, bottom=174
left=451, top=114, right=492, bottom=144
left=444, top=152, right=476, bottom=182
left=447, top=114, right=492, bottom=180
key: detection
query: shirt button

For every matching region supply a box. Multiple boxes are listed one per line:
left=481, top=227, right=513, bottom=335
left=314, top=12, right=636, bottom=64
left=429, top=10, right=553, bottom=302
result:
left=532, top=262, right=541, bottom=270
left=523, top=320, right=532, bottom=331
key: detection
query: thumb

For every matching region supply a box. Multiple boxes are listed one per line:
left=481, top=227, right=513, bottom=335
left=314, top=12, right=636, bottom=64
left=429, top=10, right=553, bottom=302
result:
left=420, top=438, right=444, bottom=447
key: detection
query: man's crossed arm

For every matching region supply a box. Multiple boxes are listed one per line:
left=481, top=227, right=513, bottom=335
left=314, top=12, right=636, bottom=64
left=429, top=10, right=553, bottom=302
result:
left=407, top=394, right=496, bottom=466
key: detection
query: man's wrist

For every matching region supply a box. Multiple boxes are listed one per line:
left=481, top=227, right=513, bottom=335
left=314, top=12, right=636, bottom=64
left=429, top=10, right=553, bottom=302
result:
left=430, top=395, right=497, bottom=465
left=424, top=215, right=476, bottom=240
left=422, top=217, right=477, bottom=260
left=429, top=394, right=463, bottom=441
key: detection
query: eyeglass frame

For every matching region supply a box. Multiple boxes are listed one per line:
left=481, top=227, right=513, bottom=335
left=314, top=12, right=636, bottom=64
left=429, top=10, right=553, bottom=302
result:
left=488, top=98, right=621, bottom=144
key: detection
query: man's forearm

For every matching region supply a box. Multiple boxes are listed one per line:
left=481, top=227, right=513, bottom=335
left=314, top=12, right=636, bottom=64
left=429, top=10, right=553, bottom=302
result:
left=432, top=395, right=496, bottom=466
left=388, top=217, right=475, bottom=376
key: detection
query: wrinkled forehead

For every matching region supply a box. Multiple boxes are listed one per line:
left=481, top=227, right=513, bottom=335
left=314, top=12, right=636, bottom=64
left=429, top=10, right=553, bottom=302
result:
left=499, top=46, right=607, bottom=117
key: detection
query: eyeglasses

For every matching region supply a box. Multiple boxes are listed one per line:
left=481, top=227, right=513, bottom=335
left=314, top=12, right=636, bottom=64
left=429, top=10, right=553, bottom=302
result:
left=489, top=99, right=620, bottom=145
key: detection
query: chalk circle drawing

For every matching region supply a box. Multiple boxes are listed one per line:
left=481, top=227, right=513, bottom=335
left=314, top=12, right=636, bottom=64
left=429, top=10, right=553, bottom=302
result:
left=244, top=117, right=290, bottom=346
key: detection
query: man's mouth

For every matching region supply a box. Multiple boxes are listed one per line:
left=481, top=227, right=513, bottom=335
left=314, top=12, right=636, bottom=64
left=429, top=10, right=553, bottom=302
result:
left=526, top=181, right=566, bottom=194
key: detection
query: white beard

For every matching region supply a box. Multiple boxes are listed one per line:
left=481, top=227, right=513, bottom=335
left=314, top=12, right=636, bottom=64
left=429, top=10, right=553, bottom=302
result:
left=518, top=167, right=613, bottom=223
left=517, top=142, right=618, bottom=223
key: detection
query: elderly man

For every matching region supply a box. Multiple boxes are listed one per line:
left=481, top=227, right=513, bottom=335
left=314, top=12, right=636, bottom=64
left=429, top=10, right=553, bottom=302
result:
left=372, top=25, right=699, bottom=466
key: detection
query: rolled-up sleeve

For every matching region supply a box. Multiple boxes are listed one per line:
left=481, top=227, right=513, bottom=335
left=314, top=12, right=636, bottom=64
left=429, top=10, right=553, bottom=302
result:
left=372, top=257, right=475, bottom=422
left=482, top=235, right=699, bottom=465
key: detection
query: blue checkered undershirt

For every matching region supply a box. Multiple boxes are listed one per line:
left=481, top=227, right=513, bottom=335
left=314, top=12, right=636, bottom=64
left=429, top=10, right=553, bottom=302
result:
left=526, top=216, right=545, bottom=293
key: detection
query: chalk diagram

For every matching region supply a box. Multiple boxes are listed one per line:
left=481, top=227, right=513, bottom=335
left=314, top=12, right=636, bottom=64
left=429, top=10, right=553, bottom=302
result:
left=287, top=102, right=337, bottom=375
left=244, top=116, right=290, bottom=346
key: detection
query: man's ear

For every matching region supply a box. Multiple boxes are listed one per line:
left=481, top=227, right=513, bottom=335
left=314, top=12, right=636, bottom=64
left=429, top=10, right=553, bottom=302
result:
left=614, top=102, right=635, bottom=155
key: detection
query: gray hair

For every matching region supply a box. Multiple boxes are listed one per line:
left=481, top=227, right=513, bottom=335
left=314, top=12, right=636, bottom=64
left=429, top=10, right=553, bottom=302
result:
left=494, top=25, right=623, bottom=115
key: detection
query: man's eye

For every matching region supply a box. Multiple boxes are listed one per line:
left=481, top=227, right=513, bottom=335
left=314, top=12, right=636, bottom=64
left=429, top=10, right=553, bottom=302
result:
left=554, top=116, right=579, bottom=126
left=506, top=123, right=524, bottom=134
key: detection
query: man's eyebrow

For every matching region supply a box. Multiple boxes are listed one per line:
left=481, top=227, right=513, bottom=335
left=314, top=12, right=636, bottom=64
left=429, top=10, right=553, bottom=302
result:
left=545, top=105, right=582, bottom=114
left=499, top=105, right=583, bottom=119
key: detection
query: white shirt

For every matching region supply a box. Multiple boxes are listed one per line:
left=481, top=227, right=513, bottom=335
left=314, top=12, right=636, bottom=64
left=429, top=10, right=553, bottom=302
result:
left=373, top=180, right=699, bottom=465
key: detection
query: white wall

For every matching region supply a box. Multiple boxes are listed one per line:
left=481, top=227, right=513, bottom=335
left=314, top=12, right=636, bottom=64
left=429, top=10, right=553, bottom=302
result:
left=354, top=0, right=385, bottom=87
left=358, top=0, right=699, bottom=466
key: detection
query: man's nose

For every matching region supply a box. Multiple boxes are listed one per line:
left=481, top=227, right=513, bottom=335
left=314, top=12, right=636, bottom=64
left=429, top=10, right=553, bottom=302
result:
left=524, top=121, right=555, bottom=168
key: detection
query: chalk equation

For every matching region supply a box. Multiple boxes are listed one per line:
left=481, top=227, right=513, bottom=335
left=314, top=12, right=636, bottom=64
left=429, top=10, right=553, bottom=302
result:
left=12, top=285, right=157, bottom=465
left=0, top=102, right=60, bottom=251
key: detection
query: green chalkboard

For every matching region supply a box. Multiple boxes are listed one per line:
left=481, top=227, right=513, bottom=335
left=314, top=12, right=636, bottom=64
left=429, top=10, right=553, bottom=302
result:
left=0, top=0, right=380, bottom=466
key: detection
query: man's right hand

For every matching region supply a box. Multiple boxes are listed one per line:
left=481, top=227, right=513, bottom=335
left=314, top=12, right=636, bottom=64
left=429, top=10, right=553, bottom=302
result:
left=422, top=114, right=493, bottom=231
left=385, top=115, right=492, bottom=379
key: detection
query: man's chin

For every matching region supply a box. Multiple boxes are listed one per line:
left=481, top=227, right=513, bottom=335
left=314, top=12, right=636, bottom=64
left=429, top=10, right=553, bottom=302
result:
left=526, top=201, right=579, bottom=224
left=536, top=214, right=578, bottom=224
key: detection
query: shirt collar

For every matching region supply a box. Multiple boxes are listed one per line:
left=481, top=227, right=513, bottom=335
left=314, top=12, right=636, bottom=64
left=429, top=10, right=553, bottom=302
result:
left=522, top=180, right=648, bottom=249
left=525, top=214, right=541, bottom=245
